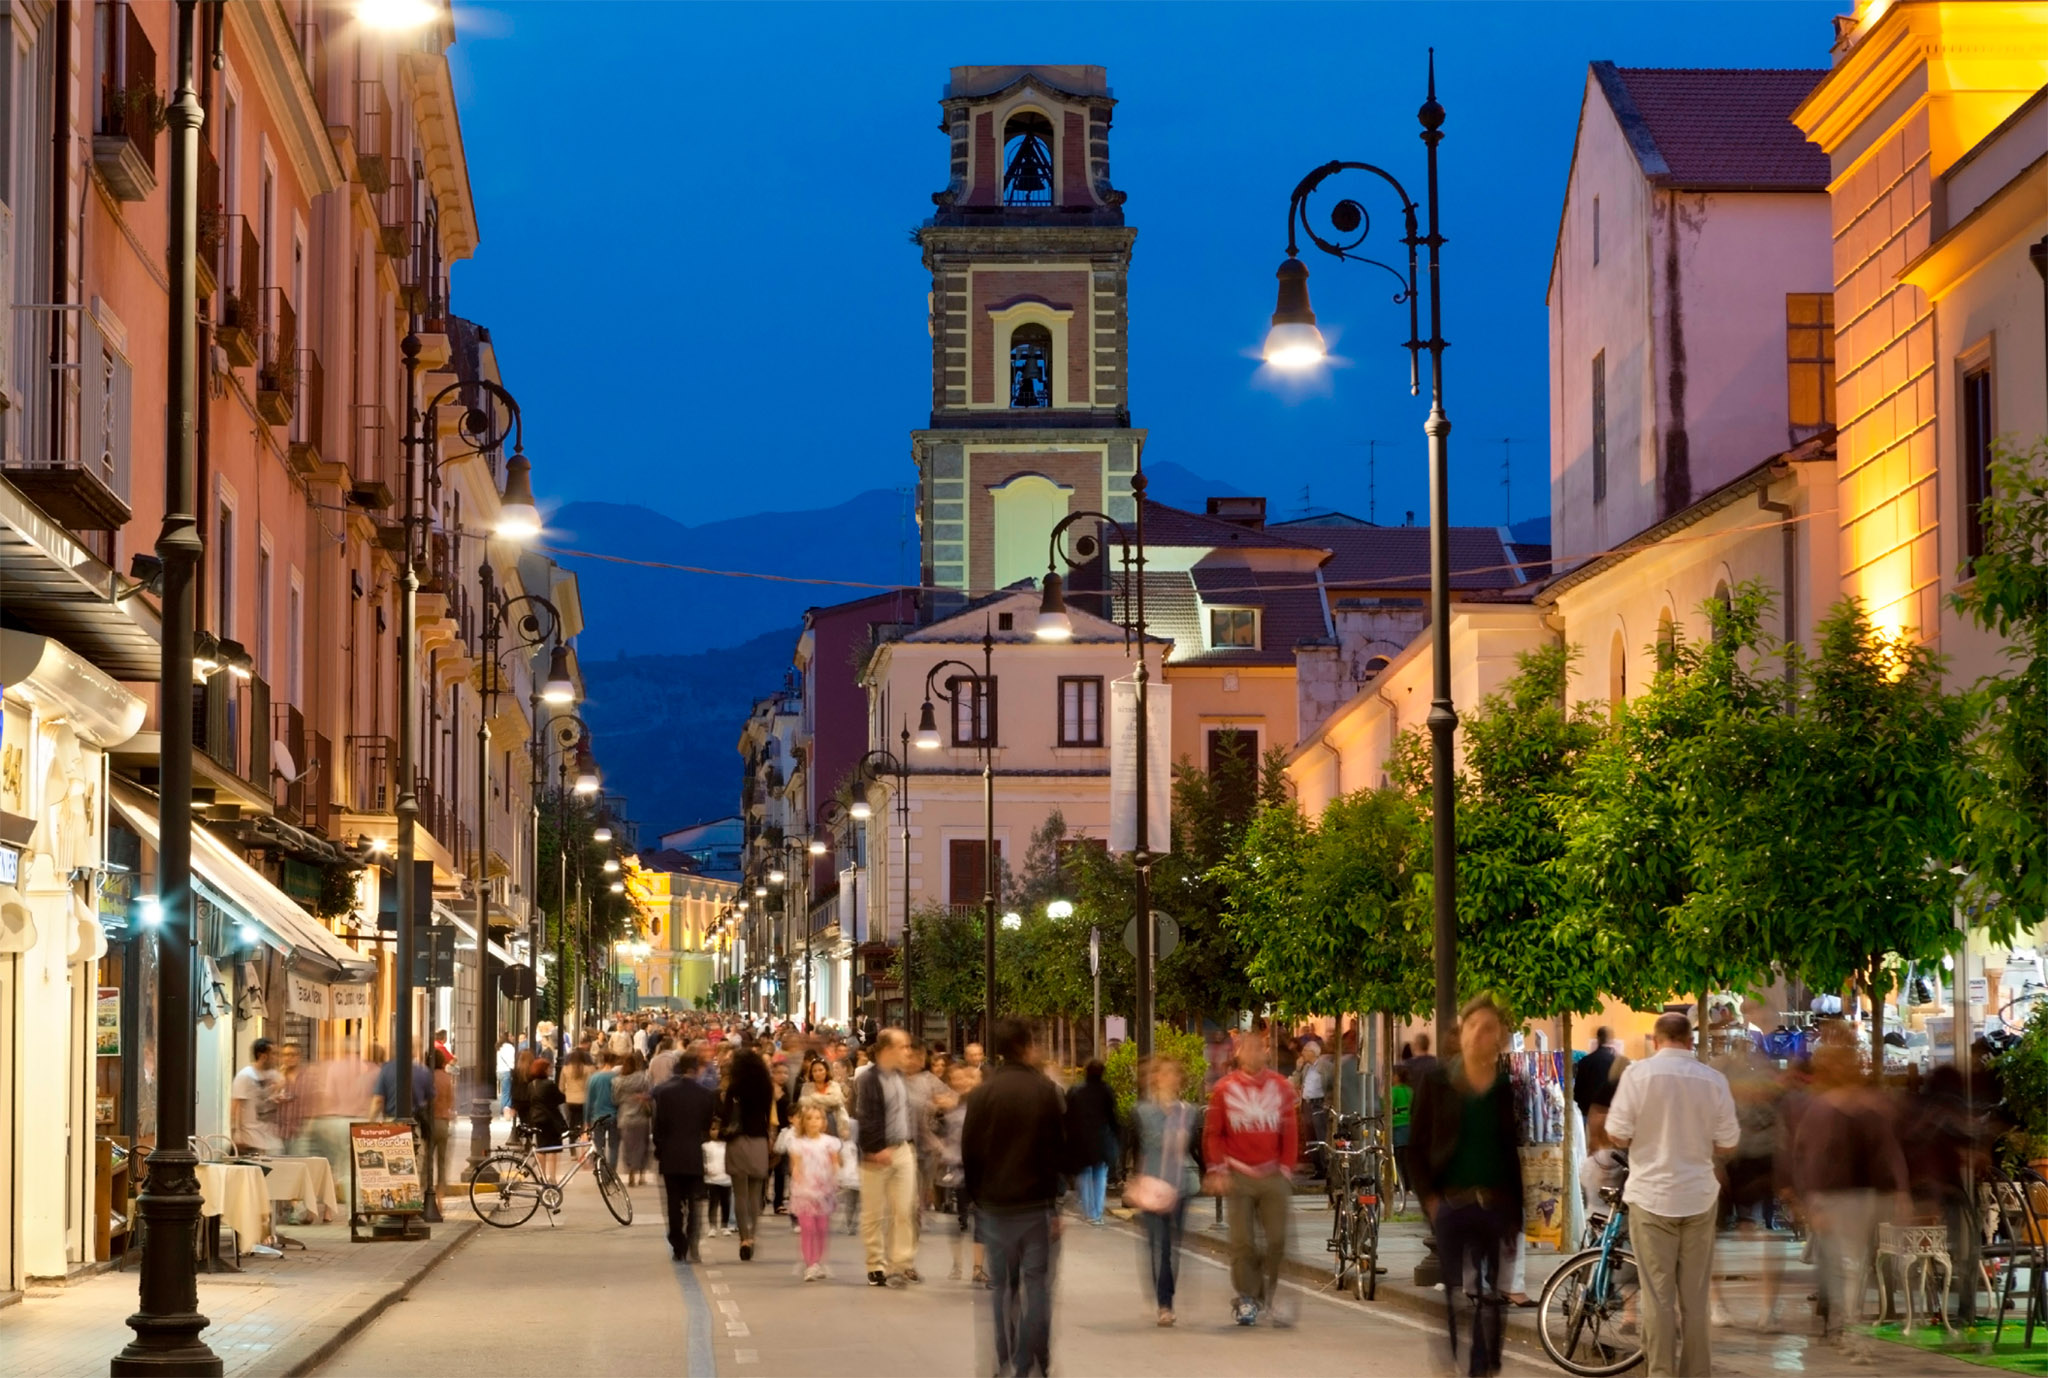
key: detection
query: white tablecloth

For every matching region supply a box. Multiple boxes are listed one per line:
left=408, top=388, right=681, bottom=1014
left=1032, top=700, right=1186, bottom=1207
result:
left=256, top=1155, right=342, bottom=1221
left=194, top=1162, right=270, bottom=1249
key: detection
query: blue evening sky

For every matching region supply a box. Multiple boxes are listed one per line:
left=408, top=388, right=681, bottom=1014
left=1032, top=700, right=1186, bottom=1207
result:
left=446, top=1, right=1841, bottom=537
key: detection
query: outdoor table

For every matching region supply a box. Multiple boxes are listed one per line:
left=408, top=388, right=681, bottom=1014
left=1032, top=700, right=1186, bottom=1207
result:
left=258, top=1154, right=343, bottom=1221
left=194, top=1161, right=271, bottom=1256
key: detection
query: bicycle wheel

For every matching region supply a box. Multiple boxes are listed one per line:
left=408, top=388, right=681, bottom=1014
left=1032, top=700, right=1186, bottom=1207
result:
left=1538, top=1247, right=1643, bottom=1377
left=1351, top=1193, right=1381, bottom=1301
left=469, top=1152, right=543, bottom=1228
left=596, top=1157, right=634, bottom=1226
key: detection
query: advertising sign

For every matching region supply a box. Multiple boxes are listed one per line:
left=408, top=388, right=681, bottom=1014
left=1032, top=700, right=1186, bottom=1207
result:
left=95, top=986, right=121, bottom=1056
left=1108, top=679, right=1172, bottom=855
left=349, top=1122, right=424, bottom=1215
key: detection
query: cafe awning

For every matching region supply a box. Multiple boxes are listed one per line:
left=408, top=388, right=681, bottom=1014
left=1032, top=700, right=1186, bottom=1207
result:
left=433, top=899, right=515, bottom=967
left=110, top=778, right=374, bottom=982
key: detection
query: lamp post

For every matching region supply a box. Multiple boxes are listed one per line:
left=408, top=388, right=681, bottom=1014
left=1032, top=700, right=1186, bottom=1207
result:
left=849, top=734, right=912, bottom=1034
left=468, top=575, right=566, bottom=1172
left=1259, top=53, right=1458, bottom=1049
left=115, top=3, right=220, bottom=1370
left=1036, top=482, right=1154, bottom=1057
left=541, top=714, right=598, bottom=1042
left=765, top=835, right=809, bottom=1023
left=915, top=626, right=997, bottom=1047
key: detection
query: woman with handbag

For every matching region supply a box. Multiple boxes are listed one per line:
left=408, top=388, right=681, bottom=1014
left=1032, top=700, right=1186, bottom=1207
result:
left=1130, top=1057, right=1200, bottom=1327
left=719, top=1044, right=776, bottom=1261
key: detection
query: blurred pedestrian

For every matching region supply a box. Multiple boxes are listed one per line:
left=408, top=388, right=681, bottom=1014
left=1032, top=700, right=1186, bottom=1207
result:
left=720, top=1042, right=776, bottom=1262
left=856, top=1028, right=921, bottom=1284
left=788, top=1103, right=843, bottom=1280
left=1409, top=996, right=1523, bottom=1377
left=1131, top=1056, right=1199, bottom=1326
left=1792, top=1027, right=1909, bottom=1341
left=559, top=1045, right=592, bottom=1133
left=964, top=1018, right=1068, bottom=1377
left=652, top=1050, right=715, bottom=1262
left=616, top=1052, right=653, bottom=1187
left=1065, top=1061, right=1119, bottom=1226
left=1606, top=1012, right=1740, bottom=1377
left=1203, top=1022, right=1298, bottom=1327
left=587, top=1050, right=620, bottom=1171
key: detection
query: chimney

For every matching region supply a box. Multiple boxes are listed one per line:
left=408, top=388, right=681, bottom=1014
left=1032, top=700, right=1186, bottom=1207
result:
left=1205, top=496, right=1267, bottom=529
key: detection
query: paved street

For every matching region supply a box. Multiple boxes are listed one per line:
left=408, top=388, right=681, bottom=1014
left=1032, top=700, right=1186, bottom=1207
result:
left=314, top=1176, right=1535, bottom=1378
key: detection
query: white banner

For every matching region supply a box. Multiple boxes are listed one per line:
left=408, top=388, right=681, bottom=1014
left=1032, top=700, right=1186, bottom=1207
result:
left=838, top=865, right=861, bottom=943
left=1109, top=677, right=1172, bottom=855
left=285, top=971, right=331, bottom=1018
left=328, top=983, right=371, bottom=1020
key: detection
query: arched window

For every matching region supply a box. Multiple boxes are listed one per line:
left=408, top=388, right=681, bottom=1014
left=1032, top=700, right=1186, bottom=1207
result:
left=1710, top=580, right=1733, bottom=645
left=1608, top=630, right=1627, bottom=716
left=1002, top=111, right=1055, bottom=207
left=1010, top=323, right=1053, bottom=408
left=1655, top=608, right=1677, bottom=671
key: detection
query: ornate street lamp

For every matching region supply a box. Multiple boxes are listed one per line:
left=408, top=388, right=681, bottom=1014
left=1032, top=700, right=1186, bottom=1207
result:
left=917, top=626, right=998, bottom=1046
left=847, top=731, right=913, bottom=1033
left=1036, top=489, right=1156, bottom=1056
left=1259, top=53, right=1459, bottom=1050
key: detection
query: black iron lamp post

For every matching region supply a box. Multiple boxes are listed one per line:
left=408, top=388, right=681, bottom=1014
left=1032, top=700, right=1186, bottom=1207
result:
left=914, top=626, right=998, bottom=1046
left=468, top=576, right=568, bottom=1171
left=848, top=733, right=913, bottom=1033
left=540, top=714, right=599, bottom=1038
left=1035, top=481, right=1156, bottom=1057
left=1260, top=53, right=1459, bottom=1049
left=115, top=3, right=218, bottom=1370
left=765, top=835, right=811, bottom=1023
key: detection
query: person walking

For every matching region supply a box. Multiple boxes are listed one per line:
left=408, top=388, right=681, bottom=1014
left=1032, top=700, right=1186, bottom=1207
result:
left=788, top=1103, right=843, bottom=1280
left=1131, top=1056, right=1200, bottom=1326
left=1203, top=1023, right=1298, bottom=1327
left=616, top=1052, right=654, bottom=1187
left=586, top=1051, right=620, bottom=1171
left=521, top=1057, right=569, bottom=1183
left=1605, top=1012, right=1741, bottom=1377
left=231, top=1039, right=283, bottom=1156
left=963, top=1018, right=1068, bottom=1377
left=559, top=1045, right=592, bottom=1134
left=496, top=1033, right=518, bottom=1119
left=798, top=1055, right=847, bottom=1137
left=426, top=1047, right=457, bottom=1191
left=1409, top=995, right=1524, bottom=1378
left=855, top=1028, right=920, bottom=1285
left=719, top=1042, right=776, bottom=1261
left=1064, top=1061, right=1119, bottom=1226
left=651, top=1050, right=716, bottom=1263
left=1574, top=1026, right=1627, bottom=1144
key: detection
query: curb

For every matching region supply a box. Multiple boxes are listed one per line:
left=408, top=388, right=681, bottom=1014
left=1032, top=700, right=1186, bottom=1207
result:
left=279, top=1220, right=481, bottom=1376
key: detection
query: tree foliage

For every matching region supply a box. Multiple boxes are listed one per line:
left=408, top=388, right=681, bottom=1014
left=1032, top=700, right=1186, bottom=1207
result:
left=1954, top=438, right=2048, bottom=941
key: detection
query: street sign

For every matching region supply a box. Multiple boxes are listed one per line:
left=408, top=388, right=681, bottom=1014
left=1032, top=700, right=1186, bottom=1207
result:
left=1121, top=911, right=1179, bottom=962
left=500, top=963, right=536, bottom=1000
left=412, top=923, right=457, bottom=988
left=1088, top=926, right=1100, bottom=977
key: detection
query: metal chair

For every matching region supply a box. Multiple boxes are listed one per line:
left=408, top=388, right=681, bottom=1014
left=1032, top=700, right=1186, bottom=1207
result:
left=1982, top=1168, right=2048, bottom=1348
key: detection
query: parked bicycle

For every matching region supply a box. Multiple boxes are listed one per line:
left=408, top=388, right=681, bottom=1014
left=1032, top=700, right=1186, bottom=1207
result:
left=1537, top=1172, right=1643, bottom=1376
left=466, top=1115, right=633, bottom=1229
left=1307, top=1111, right=1384, bottom=1300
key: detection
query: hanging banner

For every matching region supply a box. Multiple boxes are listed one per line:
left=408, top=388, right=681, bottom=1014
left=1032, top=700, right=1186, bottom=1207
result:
left=329, top=983, right=372, bottom=1020
left=286, top=971, right=333, bottom=1018
left=1108, top=678, right=1171, bottom=855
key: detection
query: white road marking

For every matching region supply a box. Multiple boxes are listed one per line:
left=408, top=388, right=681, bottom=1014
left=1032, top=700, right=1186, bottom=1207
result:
left=733, top=1349, right=759, bottom=1364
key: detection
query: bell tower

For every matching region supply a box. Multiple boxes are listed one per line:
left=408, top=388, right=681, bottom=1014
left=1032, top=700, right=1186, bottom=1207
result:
left=911, top=65, right=1143, bottom=608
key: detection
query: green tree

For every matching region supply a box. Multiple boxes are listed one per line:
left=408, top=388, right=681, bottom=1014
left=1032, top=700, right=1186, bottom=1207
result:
left=1683, top=599, right=1971, bottom=1068
left=897, top=903, right=986, bottom=1026
left=1953, top=438, right=2048, bottom=942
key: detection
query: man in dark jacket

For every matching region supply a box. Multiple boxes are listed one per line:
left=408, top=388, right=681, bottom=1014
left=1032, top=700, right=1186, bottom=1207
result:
left=855, top=1029, right=920, bottom=1285
left=651, top=1051, right=717, bottom=1262
left=1409, top=995, right=1524, bottom=1378
left=963, top=1018, right=1067, bottom=1377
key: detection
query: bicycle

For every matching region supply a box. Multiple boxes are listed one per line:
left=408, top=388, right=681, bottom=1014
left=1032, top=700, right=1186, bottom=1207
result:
left=1536, top=1181, right=1643, bottom=1376
left=1307, top=1111, right=1384, bottom=1301
left=467, top=1116, right=634, bottom=1229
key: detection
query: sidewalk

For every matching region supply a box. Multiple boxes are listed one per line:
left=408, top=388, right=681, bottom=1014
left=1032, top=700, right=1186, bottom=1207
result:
left=1123, top=1192, right=1995, bottom=1376
left=1, top=1217, right=478, bottom=1378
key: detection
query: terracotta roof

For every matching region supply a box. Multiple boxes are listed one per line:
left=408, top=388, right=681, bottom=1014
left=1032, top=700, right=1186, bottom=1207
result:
left=1594, top=63, right=1830, bottom=190
left=1282, top=524, right=1538, bottom=592
left=1141, top=500, right=1331, bottom=554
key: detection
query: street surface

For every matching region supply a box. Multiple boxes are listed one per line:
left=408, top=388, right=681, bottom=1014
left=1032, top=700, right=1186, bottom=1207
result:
left=314, top=1175, right=1536, bottom=1377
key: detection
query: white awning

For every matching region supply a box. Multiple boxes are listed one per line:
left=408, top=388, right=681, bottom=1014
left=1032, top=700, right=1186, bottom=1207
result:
left=433, top=900, right=515, bottom=966
left=110, top=778, right=375, bottom=981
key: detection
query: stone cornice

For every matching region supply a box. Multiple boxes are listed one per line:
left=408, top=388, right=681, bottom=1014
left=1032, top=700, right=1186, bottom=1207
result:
left=401, top=51, right=480, bottom=262
left=224, top=2, right=345, bottom=195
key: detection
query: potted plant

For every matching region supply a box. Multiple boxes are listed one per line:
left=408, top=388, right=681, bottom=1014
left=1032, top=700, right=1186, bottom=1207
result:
left=1991, top=1003, right=2048, bottom=1172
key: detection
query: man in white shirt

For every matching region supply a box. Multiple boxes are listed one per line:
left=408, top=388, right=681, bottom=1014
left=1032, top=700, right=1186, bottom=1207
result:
left=1606, top=1013, right=1740, bottom=1378
left=231, top=1038, right=283, bottom=1155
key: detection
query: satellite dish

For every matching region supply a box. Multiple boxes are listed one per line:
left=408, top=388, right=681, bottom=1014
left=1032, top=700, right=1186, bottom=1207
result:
left=272, top=740, right=299, bottom=782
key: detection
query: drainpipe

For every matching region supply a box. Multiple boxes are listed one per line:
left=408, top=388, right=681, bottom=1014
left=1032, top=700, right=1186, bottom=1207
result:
left=48, top=2, right=69, bottom=469
left=1758, top=469, right=1796, bottom=684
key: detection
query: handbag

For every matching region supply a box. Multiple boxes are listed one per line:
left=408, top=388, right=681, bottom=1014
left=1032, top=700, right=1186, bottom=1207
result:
left=1123, top=1173, right=1179, bottom=1213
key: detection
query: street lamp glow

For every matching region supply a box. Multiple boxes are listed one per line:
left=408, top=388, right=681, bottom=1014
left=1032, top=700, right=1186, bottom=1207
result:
left=609, top=881, right=625, bottom=894
left=753, top=886, right=768, bottom=898
left=1046, top=899, right=1075, bottom=919
left=914, top=699, right=942, bottom=750
left=137, top=897, right=162, bottom=926
left=355, top=0, right=437, bottom=30
left=1262, top=257, right=1328, bottom=369
left=849, top=799, right=873, bottom=821
left=1001, top=911, right=1023, bottom=930
left=541, top=643, right=576, bottom=705
left=808, top=838, right=827, bottom=856
left=602, top=858, right=620, bottom=873
left=592, top=826, right=613, bottom=844
left=1035, top=573, right=1074, bottom=641
left=768, top=868, right=786, bottom=885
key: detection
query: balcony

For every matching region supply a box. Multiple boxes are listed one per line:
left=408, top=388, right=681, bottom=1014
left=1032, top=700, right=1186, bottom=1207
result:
left=6, top=306, right=133, bottom=531
left=307, top=730, right=335, bottom=836
left=191, top=671, right=273, bottom=812
left=273, top=700, right=307, bottom=823
left=355, top=79, right=393, bottom=192
left=288, top=348, right=325, bottom=475
left=216, top=217, right=261, bottom=368
left=347, top=734, right=394, bottom=815
left=350, top=402, right=395, bottom=509
left=256, top=289, right=297, bottom=426
left=93, top=3, right=160, bottom=201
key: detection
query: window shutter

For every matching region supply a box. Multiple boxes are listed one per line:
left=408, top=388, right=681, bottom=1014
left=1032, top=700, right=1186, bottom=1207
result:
left=79, top=309, right=107, bottom=486
left=111, top=346, right=133, bottom=502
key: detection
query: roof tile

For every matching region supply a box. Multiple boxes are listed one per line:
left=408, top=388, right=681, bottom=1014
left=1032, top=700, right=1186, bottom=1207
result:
left=1600, top=64, right=1830, bottom=190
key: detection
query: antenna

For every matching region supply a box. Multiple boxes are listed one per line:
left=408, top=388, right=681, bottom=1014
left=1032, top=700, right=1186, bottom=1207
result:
left=1343, top=440, right=1394, bottom=524
left=1297, top=485, right=1313, bottom=519
left=1497, top=439, right=1533, bottom=526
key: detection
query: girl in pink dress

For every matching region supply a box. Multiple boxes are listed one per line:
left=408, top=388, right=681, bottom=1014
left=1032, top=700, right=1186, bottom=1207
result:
left=787, top=1104, right=842, bottom=1280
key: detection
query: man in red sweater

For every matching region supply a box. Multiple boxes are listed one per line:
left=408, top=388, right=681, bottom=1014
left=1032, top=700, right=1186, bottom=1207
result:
left=1203, top=1024, right=1299, bottom=1326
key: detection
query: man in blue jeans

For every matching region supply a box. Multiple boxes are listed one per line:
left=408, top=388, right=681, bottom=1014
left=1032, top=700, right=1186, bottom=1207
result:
left=963, top=1018, right=1068, bottom=1377
left=585, top=1050, right=619, bottom=1170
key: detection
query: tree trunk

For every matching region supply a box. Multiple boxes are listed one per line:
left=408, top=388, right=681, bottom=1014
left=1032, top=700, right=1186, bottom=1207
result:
left=1867, top=959, right=1885, bottom=1083
left=1561, top=1012, right=1580, bottom=1247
